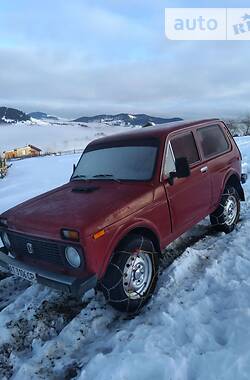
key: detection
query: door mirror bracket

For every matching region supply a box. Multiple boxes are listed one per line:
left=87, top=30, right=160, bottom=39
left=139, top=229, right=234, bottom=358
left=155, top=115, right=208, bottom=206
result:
left=167, top=157, right=190, bottom=185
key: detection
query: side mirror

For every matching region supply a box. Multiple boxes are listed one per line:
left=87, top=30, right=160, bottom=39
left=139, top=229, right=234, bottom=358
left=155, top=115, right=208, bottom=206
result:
left=168, top=157, right=190, bottom=185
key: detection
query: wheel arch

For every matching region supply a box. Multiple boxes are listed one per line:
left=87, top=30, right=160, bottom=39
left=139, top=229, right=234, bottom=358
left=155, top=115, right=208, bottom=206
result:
left=116, top=226, right=161, bottom=255
left=224, top=173, right=245, bottom=201
left=99, top=223, right=162, bottom=279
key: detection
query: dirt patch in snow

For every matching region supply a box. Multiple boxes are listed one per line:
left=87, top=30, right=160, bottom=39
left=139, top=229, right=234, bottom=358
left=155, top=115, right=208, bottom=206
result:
left=0, top=294, right=86, bottom=379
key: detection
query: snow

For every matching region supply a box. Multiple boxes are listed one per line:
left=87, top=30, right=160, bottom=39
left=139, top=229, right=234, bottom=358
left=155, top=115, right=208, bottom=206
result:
left=0, top=134, right=250, bottom=379
left=236, top=136, right=250, bottom=175
left=0, top=154, right=80, bottom=214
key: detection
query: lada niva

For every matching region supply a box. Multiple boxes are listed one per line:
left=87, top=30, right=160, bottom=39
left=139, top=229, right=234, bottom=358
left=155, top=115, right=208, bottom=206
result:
left=0, top=119, right=246, bottom=312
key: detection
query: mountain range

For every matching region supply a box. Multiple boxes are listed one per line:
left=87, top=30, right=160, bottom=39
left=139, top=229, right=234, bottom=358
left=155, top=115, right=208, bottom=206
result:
left=0, top=107, right=182, bottom=127
left=73, top=113, right=182, bottom=126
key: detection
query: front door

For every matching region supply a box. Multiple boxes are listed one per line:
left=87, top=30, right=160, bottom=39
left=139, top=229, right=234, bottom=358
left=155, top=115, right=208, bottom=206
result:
left=163, top=130, right=211, bottom=236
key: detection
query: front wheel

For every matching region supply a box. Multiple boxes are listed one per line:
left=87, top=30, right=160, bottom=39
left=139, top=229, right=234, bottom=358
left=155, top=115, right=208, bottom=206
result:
left=100, top=234, right=159, bottom=313
left=210, top=186, right=240, bottom=233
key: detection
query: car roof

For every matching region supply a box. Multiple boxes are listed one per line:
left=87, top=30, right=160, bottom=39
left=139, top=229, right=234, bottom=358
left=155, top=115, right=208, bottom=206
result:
left=89, top=118, right=222, bottom=146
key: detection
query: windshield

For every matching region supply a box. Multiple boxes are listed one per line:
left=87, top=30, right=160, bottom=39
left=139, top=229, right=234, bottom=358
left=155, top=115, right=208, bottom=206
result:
left=71, top=141, right=158, bottom=181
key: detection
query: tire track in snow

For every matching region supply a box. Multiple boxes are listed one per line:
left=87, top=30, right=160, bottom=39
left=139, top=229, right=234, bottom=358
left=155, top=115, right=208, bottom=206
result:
left=0, top=284, right=85, bottom=379
left=160, top=221, right=216, bottom=270
left=0, top=276, right=30, bottom=311
left=13, top=294, right=119, bottom=380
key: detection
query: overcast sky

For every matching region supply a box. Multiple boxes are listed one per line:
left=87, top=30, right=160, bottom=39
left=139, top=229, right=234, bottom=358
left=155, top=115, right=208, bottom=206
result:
left=0, top=0, right=250, bottom=119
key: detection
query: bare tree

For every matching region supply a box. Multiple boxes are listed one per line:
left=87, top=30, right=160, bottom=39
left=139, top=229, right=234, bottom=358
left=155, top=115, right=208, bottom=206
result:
left=241, top=114, right=250, bottom=135
left=225, top=119, right=238, bottom=136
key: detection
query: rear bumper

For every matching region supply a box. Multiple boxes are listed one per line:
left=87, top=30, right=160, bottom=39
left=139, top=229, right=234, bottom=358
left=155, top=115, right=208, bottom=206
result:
left=0, top=247, right=97, bottom=297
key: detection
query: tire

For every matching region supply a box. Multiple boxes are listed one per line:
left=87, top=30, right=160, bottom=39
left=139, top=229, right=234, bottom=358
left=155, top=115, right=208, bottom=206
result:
left=100, top=234, right=159, bottom=313
left=210, top=185, right=240, bottom=234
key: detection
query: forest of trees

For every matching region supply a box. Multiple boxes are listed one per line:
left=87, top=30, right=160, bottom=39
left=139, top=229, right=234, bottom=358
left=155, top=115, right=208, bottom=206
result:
left=225, top=115, right=250, bottom=137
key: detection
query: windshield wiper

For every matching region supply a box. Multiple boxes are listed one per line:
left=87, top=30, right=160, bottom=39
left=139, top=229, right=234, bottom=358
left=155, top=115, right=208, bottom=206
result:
left=92, top=174, right=121, bottom=183
left=71, top=175, right=88, bottom=181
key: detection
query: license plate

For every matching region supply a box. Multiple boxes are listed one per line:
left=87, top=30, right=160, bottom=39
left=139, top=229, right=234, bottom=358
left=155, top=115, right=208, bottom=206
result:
left=8, top=264, right=37, bottom=282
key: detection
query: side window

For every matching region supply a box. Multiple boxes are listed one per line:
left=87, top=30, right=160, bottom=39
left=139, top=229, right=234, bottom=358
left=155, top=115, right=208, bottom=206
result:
left=171, top=132, right=199, bottom=165
left=164, top=143, right=175, bottom=177
left=197, top=125, right=229, bottom=158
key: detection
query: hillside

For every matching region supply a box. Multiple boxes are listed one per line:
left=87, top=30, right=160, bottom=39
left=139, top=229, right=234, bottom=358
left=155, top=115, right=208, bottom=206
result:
left=0, top=107, right=30, bottom=124
left=28, top=112, right=59, bottom=121
left=73, top=113, right=183, bottom=126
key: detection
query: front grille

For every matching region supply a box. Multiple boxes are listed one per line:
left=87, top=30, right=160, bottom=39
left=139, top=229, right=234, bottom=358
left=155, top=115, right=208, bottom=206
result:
left=9, top=233, right=65, bottom=267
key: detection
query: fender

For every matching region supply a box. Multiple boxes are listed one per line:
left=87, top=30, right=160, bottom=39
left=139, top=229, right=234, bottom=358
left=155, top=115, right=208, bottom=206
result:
left=98, top=217, right=161, bottom=278
left=221, top=169, right=244, bottom=201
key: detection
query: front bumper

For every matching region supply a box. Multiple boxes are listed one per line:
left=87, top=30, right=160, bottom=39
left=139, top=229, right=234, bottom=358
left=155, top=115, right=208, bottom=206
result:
left=0, top=247, right=97, bottom=297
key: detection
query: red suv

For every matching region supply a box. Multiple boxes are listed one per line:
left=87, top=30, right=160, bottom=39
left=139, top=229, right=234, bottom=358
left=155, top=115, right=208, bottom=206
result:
left=0, top=119, right=246, bottom=313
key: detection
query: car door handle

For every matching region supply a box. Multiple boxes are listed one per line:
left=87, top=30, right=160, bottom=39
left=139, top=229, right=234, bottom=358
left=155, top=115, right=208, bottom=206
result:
left=200, top=166, right=208, bottom=173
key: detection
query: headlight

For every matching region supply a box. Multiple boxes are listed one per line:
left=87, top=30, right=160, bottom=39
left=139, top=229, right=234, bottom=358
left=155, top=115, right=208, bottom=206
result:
left=65, top=247, right=81, bottom=268
left=2, top=232, right=11, bottom=249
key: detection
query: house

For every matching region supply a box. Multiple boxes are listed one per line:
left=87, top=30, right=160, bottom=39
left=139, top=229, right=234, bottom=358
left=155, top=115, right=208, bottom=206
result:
left=4, top=145, right=42, bottom=160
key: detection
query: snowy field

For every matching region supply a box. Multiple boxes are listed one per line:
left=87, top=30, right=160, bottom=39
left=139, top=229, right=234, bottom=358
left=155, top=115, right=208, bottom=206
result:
left=0, top=120, right=126, bottom=154
left=0, top=135, right=250, bottom=379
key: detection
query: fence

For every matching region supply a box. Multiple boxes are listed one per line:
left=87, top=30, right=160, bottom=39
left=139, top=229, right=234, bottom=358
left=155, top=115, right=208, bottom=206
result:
left=5, top=148, right=84, bottom=163
left=41, top=148, right=84, bottom=157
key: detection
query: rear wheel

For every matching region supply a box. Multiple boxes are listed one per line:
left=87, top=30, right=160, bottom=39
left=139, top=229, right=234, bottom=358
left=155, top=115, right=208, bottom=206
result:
left=100, top=234, right=159, bottom=313
left=210, top=186, right=240, bottom=233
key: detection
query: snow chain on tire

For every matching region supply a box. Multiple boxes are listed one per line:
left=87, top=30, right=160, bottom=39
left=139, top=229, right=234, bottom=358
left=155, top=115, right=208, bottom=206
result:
left=100, top=235, right=159, bottom=314
left=210, top=186, right=240, bottom=234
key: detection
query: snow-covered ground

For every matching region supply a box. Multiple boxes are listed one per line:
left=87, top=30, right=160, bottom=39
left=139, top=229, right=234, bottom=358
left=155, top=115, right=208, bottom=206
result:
left=0, top=154, right=80, bottom=214
left=0, top=135, right=250, bottom=379
left=0, top=120, right=126, bottom=154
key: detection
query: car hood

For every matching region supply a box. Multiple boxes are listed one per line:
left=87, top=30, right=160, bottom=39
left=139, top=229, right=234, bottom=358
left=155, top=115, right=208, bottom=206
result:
left=2, top=181, right=154, bottom=239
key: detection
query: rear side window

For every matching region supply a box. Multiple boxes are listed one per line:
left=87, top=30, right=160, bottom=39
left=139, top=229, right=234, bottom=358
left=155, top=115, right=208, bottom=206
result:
left=171, top=132, right=199, bottom=165
left=197, top=125, right=229, bottom=158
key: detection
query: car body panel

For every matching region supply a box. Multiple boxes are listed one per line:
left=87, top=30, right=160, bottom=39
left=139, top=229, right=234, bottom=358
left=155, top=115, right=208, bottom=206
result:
left=2, top=181, right=155, bottom=239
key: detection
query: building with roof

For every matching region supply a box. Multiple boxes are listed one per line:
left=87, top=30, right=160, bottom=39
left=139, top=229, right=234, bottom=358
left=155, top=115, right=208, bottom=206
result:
left=4, top=145, right=42, bottom=160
